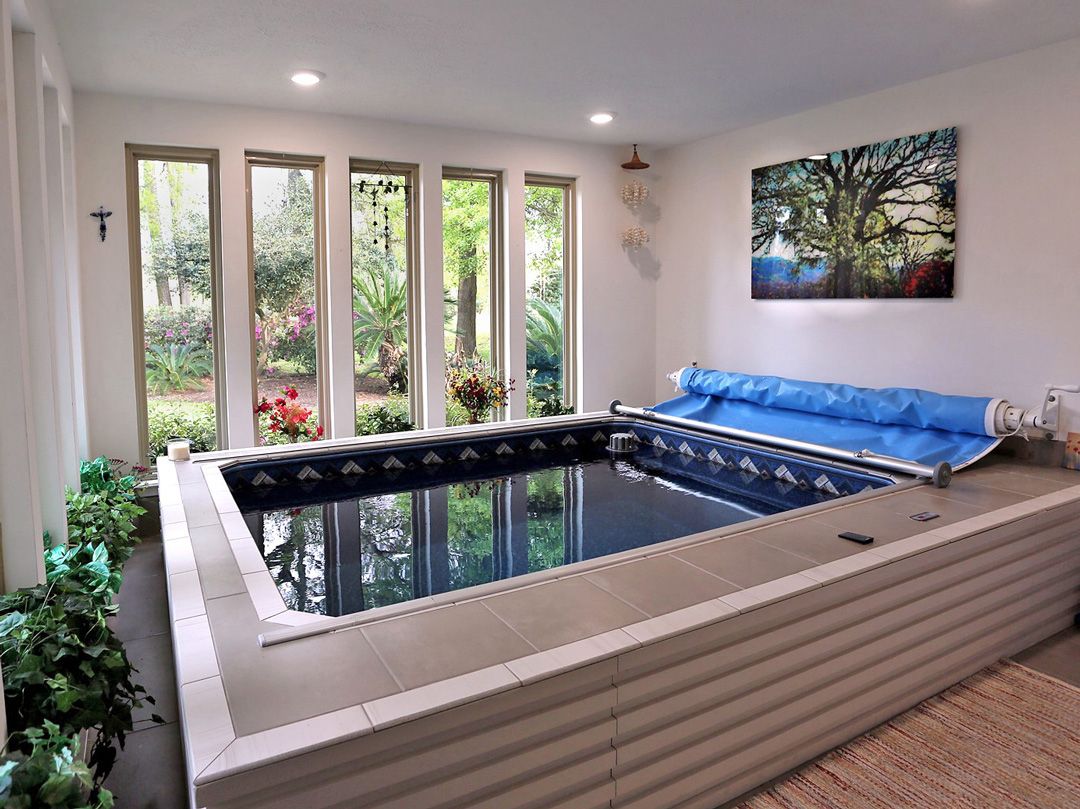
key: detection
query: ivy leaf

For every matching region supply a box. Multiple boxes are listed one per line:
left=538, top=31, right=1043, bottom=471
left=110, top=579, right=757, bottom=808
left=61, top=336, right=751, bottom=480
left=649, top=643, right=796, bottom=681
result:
left=0, top=611, right=26, bottom=637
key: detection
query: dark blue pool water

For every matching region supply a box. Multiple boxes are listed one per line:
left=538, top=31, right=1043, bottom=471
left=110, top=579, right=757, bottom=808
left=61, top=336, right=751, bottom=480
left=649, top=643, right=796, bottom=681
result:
left=229, top=425, right=888, bottom=617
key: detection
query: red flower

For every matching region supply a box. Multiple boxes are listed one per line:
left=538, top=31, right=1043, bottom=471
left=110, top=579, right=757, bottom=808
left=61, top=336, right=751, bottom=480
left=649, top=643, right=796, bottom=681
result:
left=285, top=386, right=299, bottom=400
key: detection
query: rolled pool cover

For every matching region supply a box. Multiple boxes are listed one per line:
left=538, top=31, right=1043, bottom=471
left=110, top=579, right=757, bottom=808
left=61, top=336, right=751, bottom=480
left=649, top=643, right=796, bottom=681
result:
left=652, top=369, right=1003, bottom=470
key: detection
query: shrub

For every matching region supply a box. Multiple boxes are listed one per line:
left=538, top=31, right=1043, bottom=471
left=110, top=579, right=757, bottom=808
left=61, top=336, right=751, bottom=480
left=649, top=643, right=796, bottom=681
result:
left=64, top=491, right=145, bottom=567
left=145, top=343, right=213, bottom=394
left=44, top=543, right=123, bottom=605
left=147, top=401, right=216, bottom=460
left=0, top=721, right=114, bottom=808
left=356, top=397, right=414, bottom=436
left=143, top=304, right=212, bottom=352
left=68, top=456, right=146, bottom=567
left=0, top=582, right=158, bottom=783
left=527, top=395, right=574, bottom=419
left=79, top=457, right=138, bottom=501
left=0, top=457, right=160, bottom=792
left=260, top=305, right=318, bottom=373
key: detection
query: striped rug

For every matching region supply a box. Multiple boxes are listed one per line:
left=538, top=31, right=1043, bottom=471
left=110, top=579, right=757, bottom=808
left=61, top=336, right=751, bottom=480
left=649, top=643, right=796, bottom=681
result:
left=739, top=660, right=1079, bottom=808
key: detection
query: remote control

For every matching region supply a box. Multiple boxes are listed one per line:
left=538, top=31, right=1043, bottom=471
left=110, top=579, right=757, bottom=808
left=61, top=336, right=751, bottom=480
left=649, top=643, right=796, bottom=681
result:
left=838, top=531, right=874, bottom=545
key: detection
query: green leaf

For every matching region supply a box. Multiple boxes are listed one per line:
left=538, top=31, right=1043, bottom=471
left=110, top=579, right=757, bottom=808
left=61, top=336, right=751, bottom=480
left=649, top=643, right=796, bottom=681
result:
left=0, top=611, right=26, bottom=637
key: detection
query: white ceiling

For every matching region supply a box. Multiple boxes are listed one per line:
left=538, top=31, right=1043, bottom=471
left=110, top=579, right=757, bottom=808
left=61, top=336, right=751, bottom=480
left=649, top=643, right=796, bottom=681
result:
left=47, top=0, right=1080, bottom=147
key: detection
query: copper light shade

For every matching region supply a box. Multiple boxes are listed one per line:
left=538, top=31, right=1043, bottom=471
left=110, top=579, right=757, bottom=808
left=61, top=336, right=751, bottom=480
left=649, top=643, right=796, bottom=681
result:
left=621, top=144, right=650, bottom=170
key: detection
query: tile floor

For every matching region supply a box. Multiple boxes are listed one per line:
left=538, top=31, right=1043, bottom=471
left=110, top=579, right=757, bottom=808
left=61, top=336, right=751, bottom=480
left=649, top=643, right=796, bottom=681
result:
left=1012, top=623, right=1080, bottom=687
left=106, top=532, right=1078, bottom=809
left=106, top=537, right=187, bottom=809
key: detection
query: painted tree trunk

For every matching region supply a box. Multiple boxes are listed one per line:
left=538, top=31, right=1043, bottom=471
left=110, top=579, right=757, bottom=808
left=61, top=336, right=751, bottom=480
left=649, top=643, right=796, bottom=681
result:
left=833, top=258, right=855, bottom=298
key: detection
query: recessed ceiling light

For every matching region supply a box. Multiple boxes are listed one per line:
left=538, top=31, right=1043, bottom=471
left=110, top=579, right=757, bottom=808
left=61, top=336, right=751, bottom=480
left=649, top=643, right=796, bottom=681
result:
left=589, top=112, right=615, bottom=125
left=291, top=70, right=324, bottom=87
left=808, top=153, right=828, bottom=160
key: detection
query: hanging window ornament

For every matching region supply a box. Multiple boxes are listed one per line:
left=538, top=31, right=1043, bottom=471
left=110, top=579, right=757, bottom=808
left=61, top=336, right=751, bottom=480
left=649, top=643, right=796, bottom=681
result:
left=621, top=225, right=649, bottom=248
left=621, top=180, right=649, bottom=209
left=354, top=169, right=411, bottom=254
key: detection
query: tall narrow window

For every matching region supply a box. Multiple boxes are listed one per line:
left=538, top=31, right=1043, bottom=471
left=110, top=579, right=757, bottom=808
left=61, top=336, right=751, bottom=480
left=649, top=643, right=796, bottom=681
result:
left=350, top=161, right=419, bottom=435
left=442, top=169, right=503, bottom=425
left=525, top=176, right=575, bottom=416
left=247, top=154, right=327, bottom=441
left=126, top=145, right=223, bottom=463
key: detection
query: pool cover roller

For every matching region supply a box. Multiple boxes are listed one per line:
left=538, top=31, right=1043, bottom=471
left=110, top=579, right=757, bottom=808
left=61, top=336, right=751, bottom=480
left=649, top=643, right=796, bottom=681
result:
left=650, top=369, right=1003, bottom=471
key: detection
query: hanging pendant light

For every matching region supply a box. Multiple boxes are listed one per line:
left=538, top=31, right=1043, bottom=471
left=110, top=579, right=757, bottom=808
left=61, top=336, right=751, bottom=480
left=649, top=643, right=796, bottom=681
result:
left=621, top=144, right=650, bottom=170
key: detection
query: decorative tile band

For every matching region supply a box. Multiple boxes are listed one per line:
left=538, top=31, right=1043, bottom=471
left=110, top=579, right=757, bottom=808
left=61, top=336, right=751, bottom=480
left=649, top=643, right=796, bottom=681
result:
left=222, top=420, right=890, bottom=514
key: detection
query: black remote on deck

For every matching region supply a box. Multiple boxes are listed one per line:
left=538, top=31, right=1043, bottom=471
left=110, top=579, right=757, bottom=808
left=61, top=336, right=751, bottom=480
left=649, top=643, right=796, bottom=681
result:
left=838, top=531, right=874, bottom=545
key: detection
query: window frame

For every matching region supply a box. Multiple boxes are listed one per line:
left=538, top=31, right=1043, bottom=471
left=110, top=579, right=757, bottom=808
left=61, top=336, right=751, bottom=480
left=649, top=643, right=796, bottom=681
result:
left=124, top=143, right=226, bottom=463
left=524, top=174, right=577, bottom=410
left=348, top=159, right=423, bottom=428
left=441, top=167, right=506, bottom=418
left=245, top=151, right=331, bottom=438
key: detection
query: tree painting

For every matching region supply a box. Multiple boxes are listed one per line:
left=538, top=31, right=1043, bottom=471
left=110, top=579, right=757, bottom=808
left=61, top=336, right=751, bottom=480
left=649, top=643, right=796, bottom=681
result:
left=751, top=127, right=956, bottom=299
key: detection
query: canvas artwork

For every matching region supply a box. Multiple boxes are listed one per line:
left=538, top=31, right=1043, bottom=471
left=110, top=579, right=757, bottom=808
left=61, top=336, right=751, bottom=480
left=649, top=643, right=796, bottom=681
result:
left=752, top=127, right=957, bottom=299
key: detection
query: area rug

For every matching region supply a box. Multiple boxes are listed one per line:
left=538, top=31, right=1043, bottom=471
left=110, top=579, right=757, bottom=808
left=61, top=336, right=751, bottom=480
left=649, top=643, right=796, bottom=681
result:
left=739, top=660, right=1080, bottom=808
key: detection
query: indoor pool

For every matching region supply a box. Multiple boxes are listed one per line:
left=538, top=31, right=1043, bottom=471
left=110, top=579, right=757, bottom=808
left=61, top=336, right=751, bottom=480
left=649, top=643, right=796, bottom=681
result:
left=224, top=422, right=890, bottom=617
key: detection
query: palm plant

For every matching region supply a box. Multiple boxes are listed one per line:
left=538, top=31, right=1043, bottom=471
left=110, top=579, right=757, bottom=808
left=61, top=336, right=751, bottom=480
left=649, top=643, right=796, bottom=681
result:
left=353, top=266, right=408, bottom=384
left=145, top=343, right=212, bottom=394
left=525, top=299, right=563, bottom=360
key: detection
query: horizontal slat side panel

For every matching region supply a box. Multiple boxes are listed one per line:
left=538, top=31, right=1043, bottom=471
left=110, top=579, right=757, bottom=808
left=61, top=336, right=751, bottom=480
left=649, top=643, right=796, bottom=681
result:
left=353, top=690, right=617, bottom=807
left=199, top=663, right=616, bottom=809
left=538, top=779, right=617, bottom=809
left=359, top=718, right=616, bottom=809
left=611, top=578, right=1078, bottom=807
left=615, top=551, right=1078, bottom=777
left=665, top=604, right=1077, bottom=809
left=455, top=750, right=616, bottom=809
left=617, top=508, right=1078, bottom=694
left=615, top=531, right=1077, bottom=744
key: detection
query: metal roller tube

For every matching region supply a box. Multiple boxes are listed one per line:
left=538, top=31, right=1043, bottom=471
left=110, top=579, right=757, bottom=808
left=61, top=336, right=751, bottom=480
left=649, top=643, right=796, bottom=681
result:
left=608, top=400, right=952, bottom=486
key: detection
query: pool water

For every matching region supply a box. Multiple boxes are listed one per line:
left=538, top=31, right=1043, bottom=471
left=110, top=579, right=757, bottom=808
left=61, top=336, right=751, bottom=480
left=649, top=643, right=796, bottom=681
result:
left=239, top=441, right=866, bottom=617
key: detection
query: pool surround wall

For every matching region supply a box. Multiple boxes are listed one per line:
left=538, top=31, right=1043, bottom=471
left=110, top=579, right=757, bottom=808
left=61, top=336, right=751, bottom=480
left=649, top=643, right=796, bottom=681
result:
left=159, top=412, right=1080, bottom=809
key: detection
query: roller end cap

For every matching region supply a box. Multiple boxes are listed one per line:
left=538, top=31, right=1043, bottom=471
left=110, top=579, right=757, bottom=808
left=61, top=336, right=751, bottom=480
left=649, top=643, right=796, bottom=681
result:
left=608, top=399, right=622, bottom=415
left=931, top=461, right=953, bottom=489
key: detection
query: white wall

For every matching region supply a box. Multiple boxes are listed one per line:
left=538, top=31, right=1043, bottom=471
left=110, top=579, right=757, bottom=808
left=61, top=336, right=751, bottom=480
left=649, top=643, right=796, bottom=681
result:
left=654, top=37, right=1080, bottom=433
left=73, top=93, right=657, bottom=464
left=0, top=0, right=80, bottom=590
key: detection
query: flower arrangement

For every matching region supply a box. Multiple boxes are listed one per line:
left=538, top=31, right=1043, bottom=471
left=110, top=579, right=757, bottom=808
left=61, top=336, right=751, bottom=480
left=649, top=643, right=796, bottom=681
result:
left=255, top=386, right=324, bottom=442
left=446, top=354, right=514, bottom=424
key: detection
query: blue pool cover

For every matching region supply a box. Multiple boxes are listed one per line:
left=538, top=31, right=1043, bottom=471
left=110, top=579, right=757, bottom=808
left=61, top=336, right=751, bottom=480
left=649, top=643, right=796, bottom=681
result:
left=652, top=369, right=1003, bottom=470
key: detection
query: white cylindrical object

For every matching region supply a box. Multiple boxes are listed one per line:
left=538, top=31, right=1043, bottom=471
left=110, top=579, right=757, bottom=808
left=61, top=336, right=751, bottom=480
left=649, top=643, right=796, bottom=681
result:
left=992, top=401, right=1042, bottom=434
left=166, top=438, right=192, bottom=461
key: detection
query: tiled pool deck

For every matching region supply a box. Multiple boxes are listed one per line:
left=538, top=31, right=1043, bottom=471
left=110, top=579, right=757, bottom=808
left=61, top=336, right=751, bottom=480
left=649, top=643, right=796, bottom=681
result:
left=158, top=415, right=1080, bottom=807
